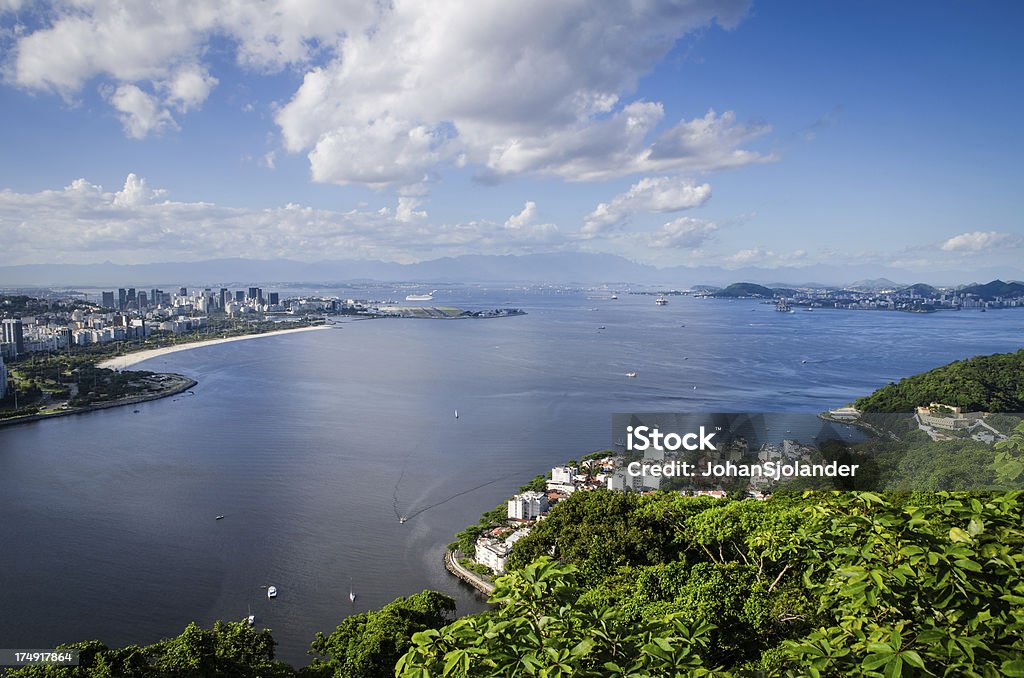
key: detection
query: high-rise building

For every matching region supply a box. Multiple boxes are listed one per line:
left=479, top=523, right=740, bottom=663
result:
left=2, top=318, right=25, bottom=355
left=179, top=287, right=188, bottom=296
left=0, top=356, right=7, bottom=399
left=138, top=291, right=148, bottom=308
left=117, top=288, right=127, bottom=310
left=127, top=288, right=136, bottom=306
left=219, top=288, right=228, bottom=310
left=102, top=291, right=115, bottom=308
left=268, top=292, right=279, bottom=305
left=247, top=287, right=259, bottom=300
left=235, top=290, right=245, bottom=302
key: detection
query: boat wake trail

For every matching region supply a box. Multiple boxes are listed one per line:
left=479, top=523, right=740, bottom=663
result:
left=401, top=473, right=518, bottom=522
left=393, top=438, right=428, bottom=521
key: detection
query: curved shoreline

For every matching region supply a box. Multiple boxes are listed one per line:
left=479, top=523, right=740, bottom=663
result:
left=97, top=325, right=330, bottom=370
left=0, top=375, right=198, bottom=429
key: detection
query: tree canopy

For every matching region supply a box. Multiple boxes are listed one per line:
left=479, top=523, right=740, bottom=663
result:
left=855, top=348, right=1024, bottom=412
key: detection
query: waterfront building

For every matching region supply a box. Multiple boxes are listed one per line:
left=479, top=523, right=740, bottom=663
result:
left=507, top=491, right=549, bottom=521
left=2, top=318, right=25, bottom=355
left=0, top=356, right=7, bottom=399
left=551, top=466, right=574, bottom=484
left=474, top=528, right=531, bottom=574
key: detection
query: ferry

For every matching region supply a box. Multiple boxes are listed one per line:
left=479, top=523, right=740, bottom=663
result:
left=267, top=586, right=277, bottom=599
left=655, top=297, right=668, bottom=305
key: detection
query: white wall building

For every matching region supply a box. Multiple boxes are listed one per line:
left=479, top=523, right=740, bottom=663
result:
left=507, top=491, right=549, bottom=520
left=551, top=466, right=574, bottom=484
left=474, top=528, right=531, bottom=574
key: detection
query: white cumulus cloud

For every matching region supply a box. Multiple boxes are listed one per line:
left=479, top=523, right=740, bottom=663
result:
left=0, top=174, right=564, bottom=264
left=6, top=0, right=767, bottom=179
left=105, top=84, right=177, bottom=139
left=724, top=247, right=808, bottom=268
left=582, top=176, right=712, bottom=237
left=940, top=231, right=1021, bottom=253
left=648, top=217, right=719, bottom=249
left=166, top=63, right=218, bottom=112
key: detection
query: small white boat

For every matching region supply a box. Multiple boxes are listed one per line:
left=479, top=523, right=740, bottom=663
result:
left=611, top=294, right=618, bottom=300
left=454, top=409, right=459, bottom=419
left=246, top=605, right=254, bottom=626
left=349, top=578, right=356, bottom=602
left=399, top=516, right=407, bottom=524
left=215, top=515, right=225, bottom=520
left=267, top=586, right=277, bottom=599
left=626, top=372, right=637, bottom=378
left=655, top=297, right=668, bottom=305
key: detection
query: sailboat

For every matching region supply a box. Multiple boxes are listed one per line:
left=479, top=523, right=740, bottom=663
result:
left=349, top=578, right=356, bottom=603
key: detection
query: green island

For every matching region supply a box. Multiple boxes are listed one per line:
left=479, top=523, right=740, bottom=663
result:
left=6, top=352, right=1024, bottom=677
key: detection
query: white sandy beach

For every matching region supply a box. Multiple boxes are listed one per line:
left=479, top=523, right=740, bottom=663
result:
left=97, top=325, right=329, bottom=370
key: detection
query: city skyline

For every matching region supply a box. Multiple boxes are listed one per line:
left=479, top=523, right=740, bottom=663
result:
left=1, top=1, right=1022, bottom=276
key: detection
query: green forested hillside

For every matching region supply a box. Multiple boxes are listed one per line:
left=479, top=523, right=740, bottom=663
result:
left=855, top=348, right=1024, bottom=412
left=399, top=490, right=1024, bottom=677
left=16, top=489, right=1024, bottom=677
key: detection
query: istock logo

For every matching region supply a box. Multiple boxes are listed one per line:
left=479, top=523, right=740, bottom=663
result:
left=626, top=425, right=717, bottom=452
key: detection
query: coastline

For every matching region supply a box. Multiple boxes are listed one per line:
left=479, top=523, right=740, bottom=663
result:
left=97, top=325, right=330, bottom=370
left=0, top=375, right=197, bottom=429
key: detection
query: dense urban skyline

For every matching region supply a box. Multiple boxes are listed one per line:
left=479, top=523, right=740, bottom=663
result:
left=1, top=1, right=1021, bottom=277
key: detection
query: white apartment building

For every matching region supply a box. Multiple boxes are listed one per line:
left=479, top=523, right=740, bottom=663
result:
left=551, top=466, right=574, bottom=484
left=507, top=491, right=549, bottom=520
left=474, top=528, right=531, bottom=574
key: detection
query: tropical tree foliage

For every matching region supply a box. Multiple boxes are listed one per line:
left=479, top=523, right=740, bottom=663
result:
left=6, top=620, right=291, bottom=677
left=396, top=557, right=724, bottom=677
left=854, top=349, right=1024, bottom=412
left=784, top=491, right=1024, bottom=677
left=302, top=591, right=456, bottom=678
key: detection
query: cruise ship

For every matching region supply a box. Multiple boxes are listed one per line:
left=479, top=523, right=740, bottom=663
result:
left=405, top=291, right=435, bottom=301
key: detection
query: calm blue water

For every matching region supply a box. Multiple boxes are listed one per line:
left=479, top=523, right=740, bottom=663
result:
left=1, top=287, right=1021, bottom=665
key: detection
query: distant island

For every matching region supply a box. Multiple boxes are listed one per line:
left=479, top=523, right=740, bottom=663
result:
left=696, top=278, right=1024, bottom=313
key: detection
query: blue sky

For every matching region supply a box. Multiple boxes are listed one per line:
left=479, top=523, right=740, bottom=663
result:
left=0, top=0, right=1021, bottom=276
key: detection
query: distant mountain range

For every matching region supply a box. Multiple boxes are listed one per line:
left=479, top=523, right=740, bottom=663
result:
left=0, top=254, right=1021, bottom=288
